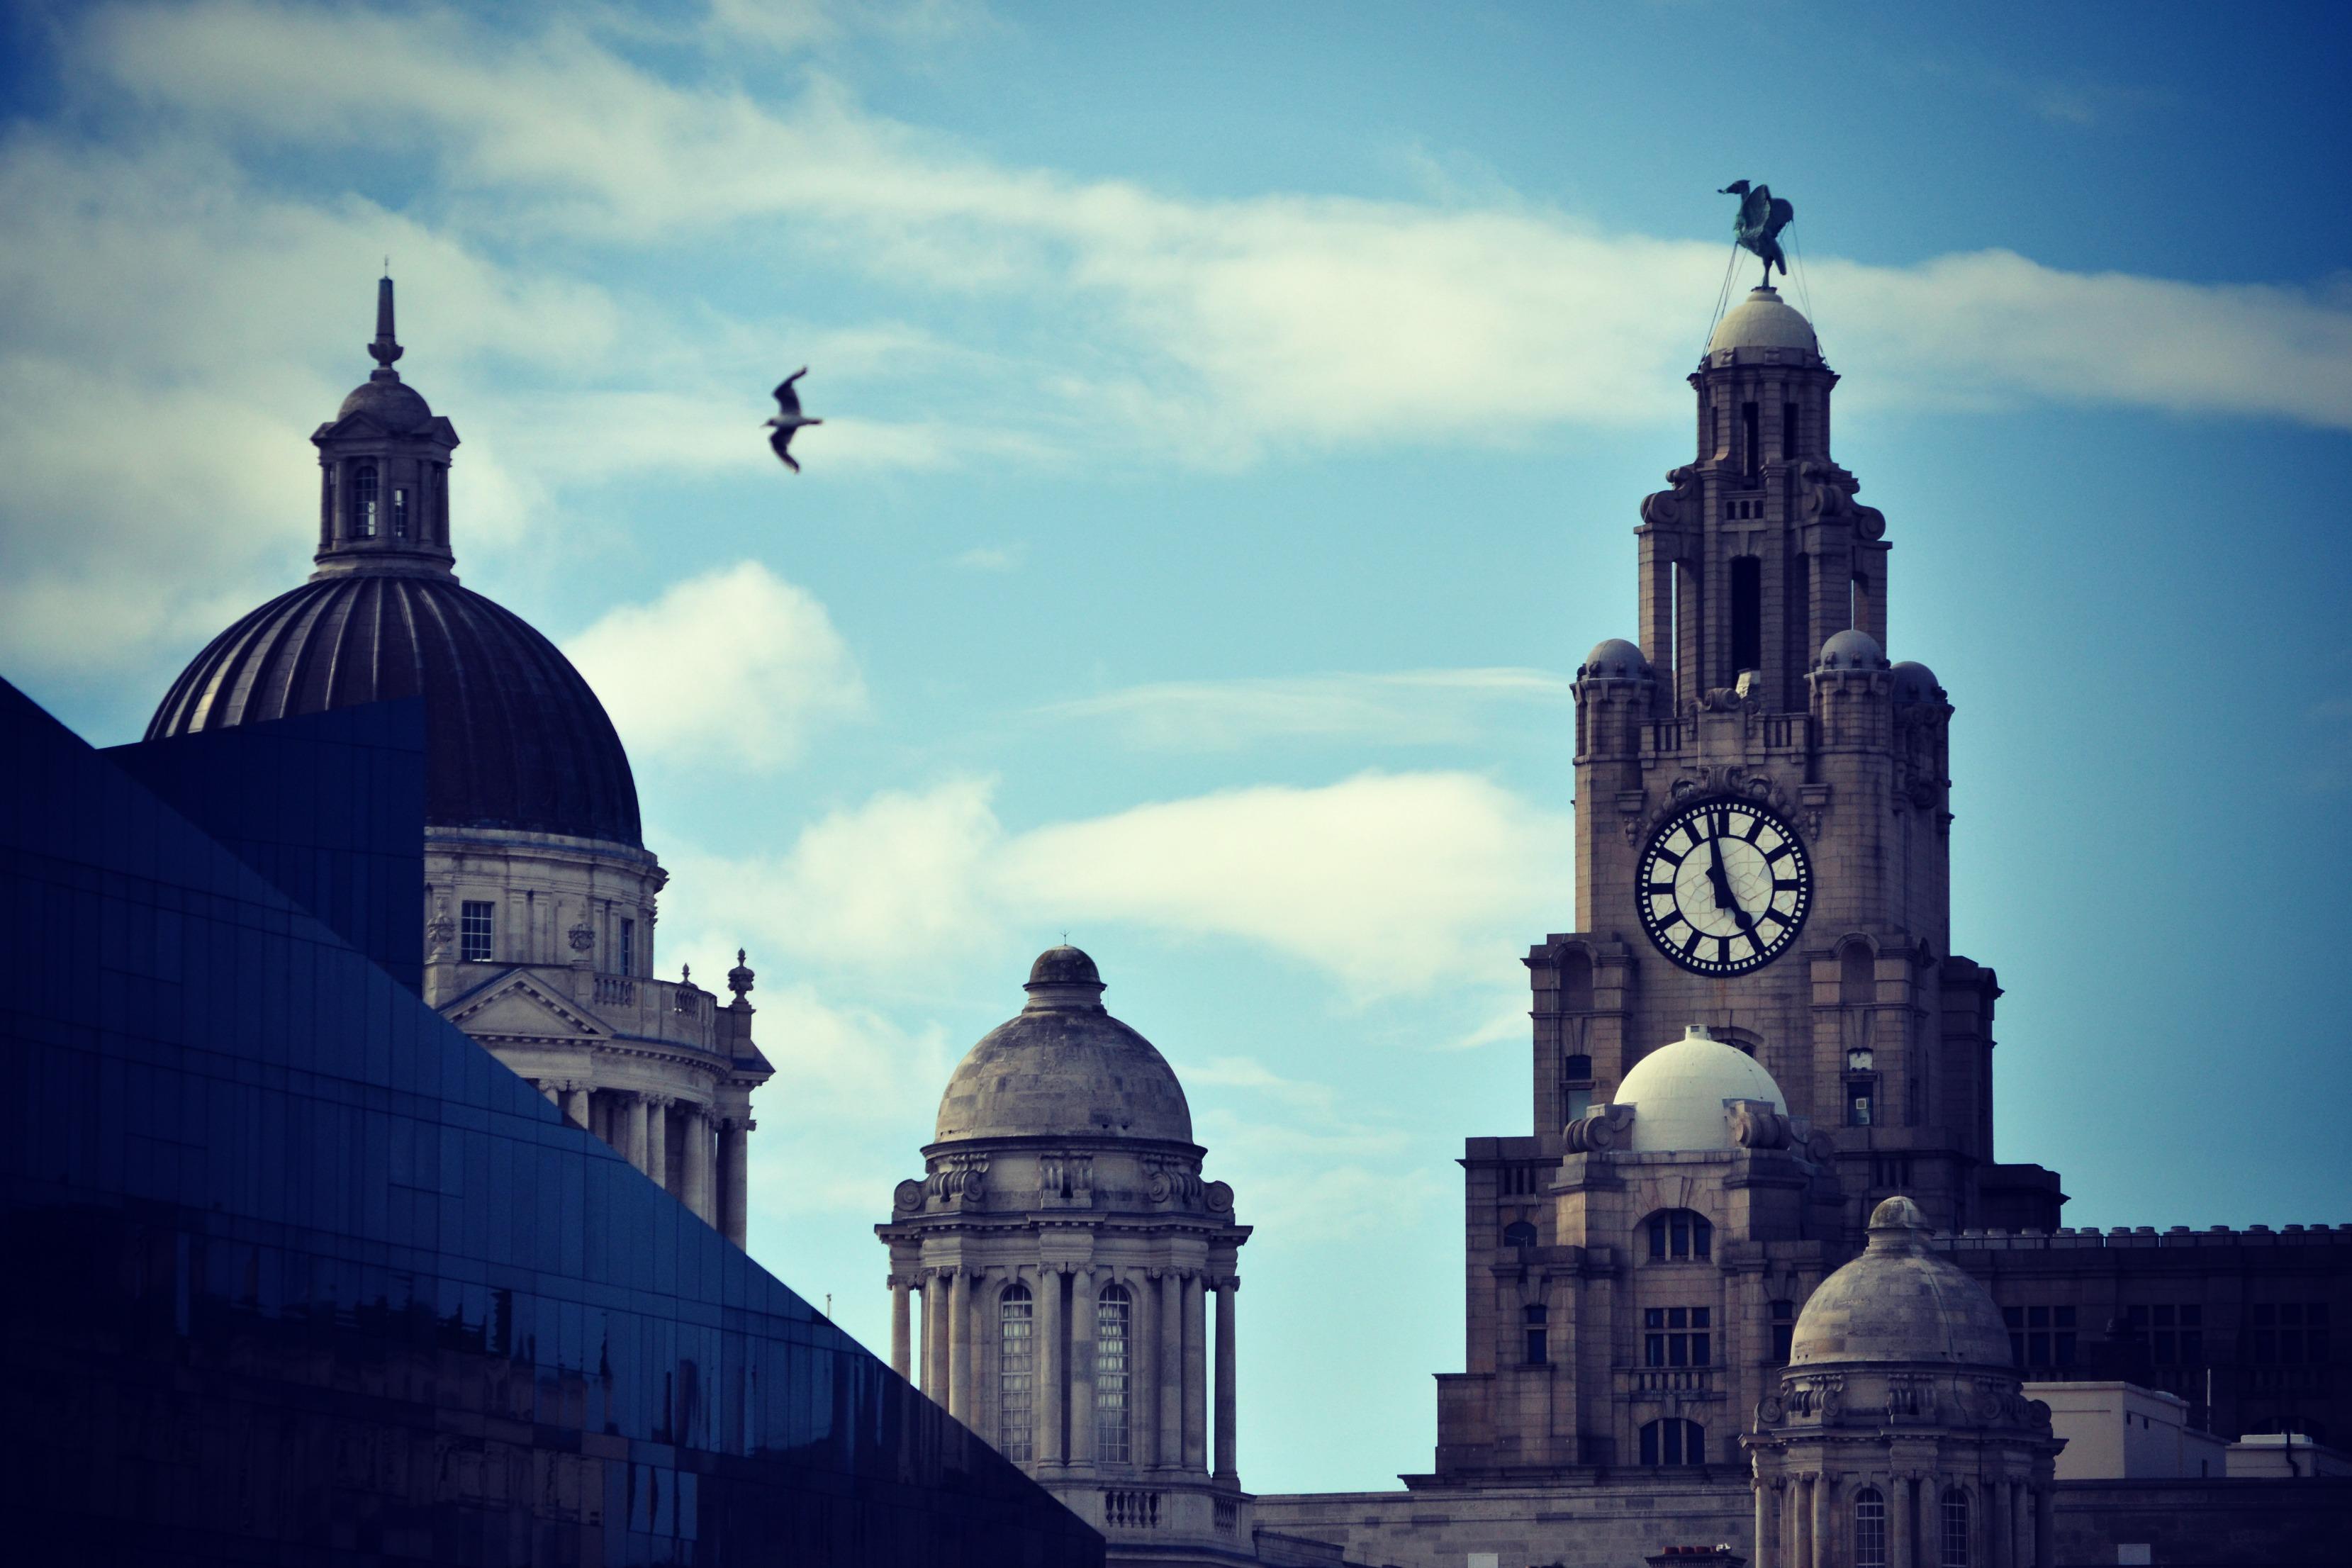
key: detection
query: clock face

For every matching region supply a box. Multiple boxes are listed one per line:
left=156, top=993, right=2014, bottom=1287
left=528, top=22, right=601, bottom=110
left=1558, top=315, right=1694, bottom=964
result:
left=1636, top=798, right=1813, bottom=975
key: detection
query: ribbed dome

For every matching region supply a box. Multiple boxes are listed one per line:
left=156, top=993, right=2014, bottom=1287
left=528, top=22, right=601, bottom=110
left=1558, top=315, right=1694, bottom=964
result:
left=934, top=946, right=1194, bottom=1146
left=1615, top=1026, right=1788, bottom=1152
left=1788, top=1197, right=2012, bottom=1370
left=147, top=574, right=642, bottom=846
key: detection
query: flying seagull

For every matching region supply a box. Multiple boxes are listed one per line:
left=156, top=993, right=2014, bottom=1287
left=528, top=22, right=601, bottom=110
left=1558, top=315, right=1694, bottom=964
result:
left=765, top=368, right=822, bottom=473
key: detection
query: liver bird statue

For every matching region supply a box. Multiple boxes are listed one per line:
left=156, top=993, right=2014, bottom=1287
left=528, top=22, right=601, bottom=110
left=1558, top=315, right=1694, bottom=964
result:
left=1719, top=180, right=1795, bottom=289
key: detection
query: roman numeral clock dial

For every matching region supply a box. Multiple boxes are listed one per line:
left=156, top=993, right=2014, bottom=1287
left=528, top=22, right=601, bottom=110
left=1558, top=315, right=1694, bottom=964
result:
left=1635, top=799, right=1813, bottom=975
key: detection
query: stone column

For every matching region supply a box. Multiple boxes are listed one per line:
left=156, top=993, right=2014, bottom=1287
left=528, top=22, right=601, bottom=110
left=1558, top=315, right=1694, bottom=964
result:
left=646, top=1097, right=671, bottom=1195
left=2013, top=1479, right=2034, bottom=1568
left=722, top=1117, right=750, bottom=1247
left=924, top=1270, right=949, bottom=1400
left=1068, top=1267, right=1095, bottom=1465
left=1890, top=1472, right=1913, bottom=1568
left=1038, top=1267, right=1066, bottom=1465
left=1214, top=1277, right=1238, bottom=1479
left=972, top=1272, right=995, bottom=1442
left=561, top=1084, right=589, bottom=1129
left=1133, top=1269, right=1160, bottom=1467
left=1809, top=1471, right=1828, bottom=1568
left=1752, top=1477, right=1774, bottom=1568
left=624, top=1093, right=650, bottom=1175
left=2033, top=1484, right=2054, bottom=1568
left=948, top=1267, right=973, bottom=1422
left=1157, top=1270, right=1183, bottom=1468
left=1989, top=1479, right=2010, bottom=1568
left=890, top=1277, right=912, bottom=1380
left=1182, top=1271, right=1206, bottom=1471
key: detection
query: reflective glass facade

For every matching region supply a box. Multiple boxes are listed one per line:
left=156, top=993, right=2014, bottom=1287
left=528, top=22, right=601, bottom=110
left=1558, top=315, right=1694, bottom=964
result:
left=1, top=679, right=1102, bottom=1567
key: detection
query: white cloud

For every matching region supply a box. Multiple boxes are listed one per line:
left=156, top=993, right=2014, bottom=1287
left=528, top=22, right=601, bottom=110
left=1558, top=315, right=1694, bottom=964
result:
left=564, top=559, right=867, bottom=771
left=1044, top=667, right=1574, bottom=749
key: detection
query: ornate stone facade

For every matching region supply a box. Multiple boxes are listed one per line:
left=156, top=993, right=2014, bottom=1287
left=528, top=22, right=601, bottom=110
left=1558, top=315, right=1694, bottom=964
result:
left=149, top=280, right=771, bottom=1243
left=879, top=947, right=1255, bottom=1564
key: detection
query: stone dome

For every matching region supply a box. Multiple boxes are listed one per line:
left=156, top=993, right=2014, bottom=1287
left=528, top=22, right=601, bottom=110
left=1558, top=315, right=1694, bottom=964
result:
left=148, top=573, right=643, bottom=846
left=1579, top=638, right=1650, bottom=681
left=1892, top=659, right=1944, bottom=704
left=336, top=372, right=435, bottom=429
left=1706, top=286, right=1820, bottom=359
left=1615, top=1026, right=1787, bottom=1153
left=934, top=946, right=1194, bottom=1146
left=1815, top=627, right=1889, bottom=671
left=1788, top=1197, right=2013, bottom=1369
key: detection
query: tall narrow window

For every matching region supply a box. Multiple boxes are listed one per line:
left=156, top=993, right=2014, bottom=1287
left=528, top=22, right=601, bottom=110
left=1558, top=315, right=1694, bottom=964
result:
left=352, top=464, right=379, bottom=539
left=1561, top=1051, right=1594, bottom=1123
left=1939, top=1488, right=1970, bottom=1567
left=1848, top=1082, right=1875, bottom=1126
left=1560, top=951, right=1593, bottom=1012
left=1782, top=400, right=1799, bottom=459
left=999, top=1284, right=1034, bottom=1462
left=1638, top=1417, right=1705, bottom=1467
left=1523, top=1303, right=1548, bottom=1365
left=1741, top=401, right=1759, bottom=478
left=1854, top=1487, right=1888, bottom=1568
left=392, top=485, right=410, bottom=538
left=1730, top=556, right=1762, bottom=673
left=619, top=918, right=636, bottom=976
left=1095, top=1284, right=1131, bottom=1463
left=1769, top=1299, right=1796, bottom=1364
left=459, top=900, right=495, bottom=963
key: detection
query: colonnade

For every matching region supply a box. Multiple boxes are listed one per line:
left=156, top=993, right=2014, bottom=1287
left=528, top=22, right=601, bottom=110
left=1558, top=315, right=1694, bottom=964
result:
left=1755, top=1471, right=2054, bottom=1568
left=890, top=1263, right=1239, bottom=1480
left=538, top=1080, right=749, bottom=1247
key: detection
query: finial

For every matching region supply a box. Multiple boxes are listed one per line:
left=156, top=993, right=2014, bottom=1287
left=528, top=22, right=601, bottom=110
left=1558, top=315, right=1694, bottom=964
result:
left=727, top=948, right=755, bottom=1000
left=681, top=962, right=691, bottom=984
left=369, top=274, right=404, bottom=371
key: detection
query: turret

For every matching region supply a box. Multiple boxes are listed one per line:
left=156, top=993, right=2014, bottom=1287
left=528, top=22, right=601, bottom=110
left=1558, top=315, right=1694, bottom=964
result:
left=310, top=275, right=461, bottom=578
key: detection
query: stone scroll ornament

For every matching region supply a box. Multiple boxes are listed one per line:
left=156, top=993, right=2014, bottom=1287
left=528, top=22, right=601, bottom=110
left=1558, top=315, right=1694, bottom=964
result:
left=1563, top=1102, right=1635, bottom=1152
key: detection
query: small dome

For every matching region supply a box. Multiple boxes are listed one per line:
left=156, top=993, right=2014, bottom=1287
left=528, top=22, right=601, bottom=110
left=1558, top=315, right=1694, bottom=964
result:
left=1892, top=660, right=1944, bottom=704
left=149, top=573, right=643, bottom=846
left=1579, top=639, right=1650, bottom=681
left=336, top=373, right=435, bottom=430
left=934, top=948, right=1194, bottom=1146
left=1707, top=286, right=1820, bottom=359
left=1614, top=1026, right=1787, bottom=1153
left=1816, top=628, right=1888, bottom=671
left=1787, top=1197, right=2012, bottom=1370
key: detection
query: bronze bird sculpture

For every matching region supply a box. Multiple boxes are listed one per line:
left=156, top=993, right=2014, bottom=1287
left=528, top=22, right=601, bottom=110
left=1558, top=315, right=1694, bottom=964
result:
left=1719, top=180, right=1796, bottom=289
left=765, top=368, right=822, bottom=473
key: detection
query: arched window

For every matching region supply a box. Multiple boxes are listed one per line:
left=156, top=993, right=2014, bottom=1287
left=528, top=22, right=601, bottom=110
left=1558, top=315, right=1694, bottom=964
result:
left=998, top=1283, right=1034, bottom=1462
left=1501, top=1220, right=1538, bottom=1249
left=1559, top=950, right=1594, bottom=1012
left=1095, top=1284, right=1131, bottom=1464
left=1840, top=940, right=1874, bottom=1005
left=1646, top=1209, right=1713, bottom=1262
left=1638, top=1417, right=1705, bottom=1467
left=1939, top=1487, right=1970, bottom=1567
left=352, top=464, right=379, bottom=538
left=1854, top=1486, right=1888, bottom=1568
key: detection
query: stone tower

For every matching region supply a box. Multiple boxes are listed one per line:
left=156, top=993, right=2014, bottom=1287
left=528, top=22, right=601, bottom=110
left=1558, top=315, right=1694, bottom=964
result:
left=147, top=279, right=773, bottom=1244
left=1746, top=1197, right=2062, bottom=1568
left=878, top=946, right=1255, bottom=1564
left=1528, top=285, right=2060, bottom=1239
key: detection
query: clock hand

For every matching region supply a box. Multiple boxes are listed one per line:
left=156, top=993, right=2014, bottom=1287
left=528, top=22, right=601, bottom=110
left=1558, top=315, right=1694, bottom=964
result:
left=1706, top=834, right=1757, bottom=931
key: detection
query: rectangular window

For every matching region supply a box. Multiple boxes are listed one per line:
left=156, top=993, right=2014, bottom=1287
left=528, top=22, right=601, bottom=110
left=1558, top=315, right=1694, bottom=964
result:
left=1095, top=1291, right=1131, bottom=1463
left=619, top=918, right=635, bottom=976
left=460, top=900, right=495, bottom=963
left=1848, top=1083, right=1874, bottom=1126
left=1741, top=401, right=1759, bottom=478
left=999, top=1290, right=1034, bottom=1463
left=1644, top=1306, right=1711, bottom=1368
left=1782, top=401, right=1799, bottom=460
left=1730, top=556, right=1762, bottom=673
left=2005, top=1304, right=2077, bottom=1368
left=1770, top=1300, right=1796, bottom=1365
left=392, top=486, right=410, bottom=537
left=1524, top=1303, right=1548, bottom=1365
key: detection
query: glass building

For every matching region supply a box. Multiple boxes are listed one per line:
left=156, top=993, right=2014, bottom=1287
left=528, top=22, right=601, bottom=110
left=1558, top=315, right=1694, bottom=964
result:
left=0, top=676, right=1103, bottom=1567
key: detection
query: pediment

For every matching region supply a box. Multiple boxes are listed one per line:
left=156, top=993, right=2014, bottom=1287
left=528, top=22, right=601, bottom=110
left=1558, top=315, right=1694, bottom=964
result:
left=444, top=972, right=609, bottom=1041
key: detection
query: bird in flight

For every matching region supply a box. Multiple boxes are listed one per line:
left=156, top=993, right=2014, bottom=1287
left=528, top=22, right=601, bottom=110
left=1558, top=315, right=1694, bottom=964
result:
left=765, top=368, right=822, bottom=472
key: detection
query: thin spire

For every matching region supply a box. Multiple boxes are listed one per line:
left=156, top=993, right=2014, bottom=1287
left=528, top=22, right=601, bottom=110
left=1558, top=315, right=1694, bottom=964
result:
left=369, top=274, right=404, bottom=371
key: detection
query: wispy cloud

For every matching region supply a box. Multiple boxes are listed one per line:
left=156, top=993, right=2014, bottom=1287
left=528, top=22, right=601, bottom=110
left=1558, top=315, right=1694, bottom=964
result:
left=1043, top=667, right=1574, bottom=749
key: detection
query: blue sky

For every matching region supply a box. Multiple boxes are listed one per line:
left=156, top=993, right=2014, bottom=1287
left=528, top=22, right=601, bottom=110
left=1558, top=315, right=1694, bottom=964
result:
left=4, top=0, right=2349, bottom=1494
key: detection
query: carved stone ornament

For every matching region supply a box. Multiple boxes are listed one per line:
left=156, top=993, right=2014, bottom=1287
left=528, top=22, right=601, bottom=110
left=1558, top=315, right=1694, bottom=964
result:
left=1143, top=1154, right=1204, bottom=1206
left=1039, top=1152, right=1094, bottom=1201
left=1803, top=1129, right=1837, bottom=1165
left=924, top=1152, right=988, bottom=1204
left=1638, top=464, right=1701, bottom=530
left=1755, top=1394, right=1786, bottom=1428
left=1564, top=1102, right=1635, bottom=1153
left=1644, top=766, right=1792, bottom=844
left=1793, top=457, right=1886, bottom=540
left=1204, top=1180, right=1235, bottom=1215
left=426, top=902, right=455, bottom=956
left=1727, top=1098, right=1794, bottom=1150
left=892, top=1178, right=924, bottom=1214
left=567, top=922, right=595, bottom=953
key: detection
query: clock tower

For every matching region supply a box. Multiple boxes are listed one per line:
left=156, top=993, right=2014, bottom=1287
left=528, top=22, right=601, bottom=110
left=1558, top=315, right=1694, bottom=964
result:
left=1539, top=283, right=2059, bottom=1234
